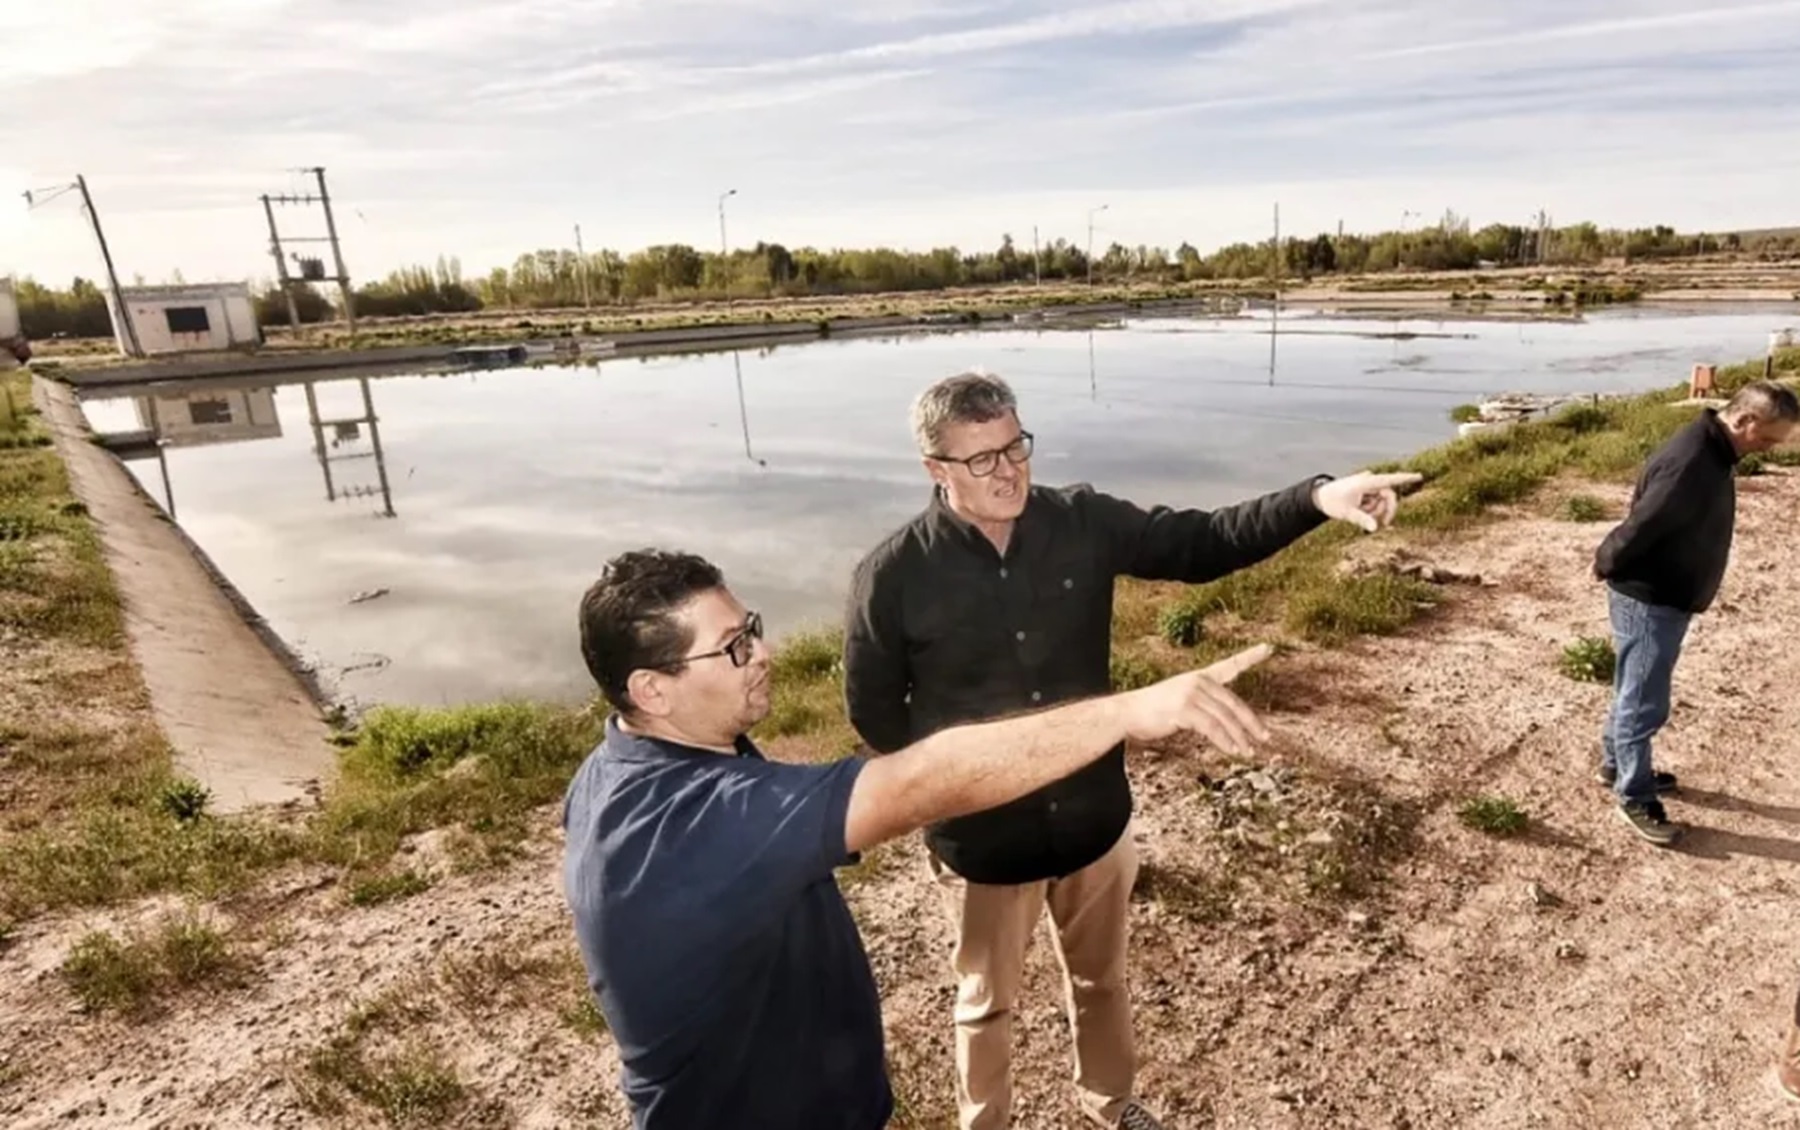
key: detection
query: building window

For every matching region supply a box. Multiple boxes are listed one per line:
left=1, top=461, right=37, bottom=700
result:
left=188, top=399, right=233, bottom=425
left=164, top=306, right=211, bottom=334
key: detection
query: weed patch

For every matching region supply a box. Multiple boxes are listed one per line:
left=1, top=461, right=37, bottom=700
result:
left=1458, top=796, right=1530, bottom=837
left=1560, top=636, right=1617, bottom=684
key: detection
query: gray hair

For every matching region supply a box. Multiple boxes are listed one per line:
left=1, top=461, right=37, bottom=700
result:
left=1722, top=380, right=1800, bottom=424
left=910, top=370, right=1018, bottom=455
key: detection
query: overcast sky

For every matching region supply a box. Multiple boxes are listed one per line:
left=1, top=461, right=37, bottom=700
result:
left=4, top=0, right=1798, bottom=288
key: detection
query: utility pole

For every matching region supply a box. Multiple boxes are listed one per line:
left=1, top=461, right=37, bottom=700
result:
left=75, top=176, right=142, bottom=358
left=312, top=168, right=354, bottom=331
left=1087, top=203, right=1109, bottom=286
left=1032, top=224, right=1041, bottom=286
left=261, top=195, right=302, bottom=329
left=25, top=176, right=143, bottom=356
left=261, top=167, right=357, bottom=332
left=574, top=223, right=592, bottom=309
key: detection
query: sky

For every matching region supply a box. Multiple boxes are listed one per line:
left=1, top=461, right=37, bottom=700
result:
left=3, top=0, right=1798, bottom=288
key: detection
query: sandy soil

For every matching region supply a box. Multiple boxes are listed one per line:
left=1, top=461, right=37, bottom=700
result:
left=35, top=378, right=332, bottom=812
left=5, top=471, right=1800, bottom=1128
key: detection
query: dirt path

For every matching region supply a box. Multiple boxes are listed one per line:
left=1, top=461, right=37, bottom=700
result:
left=35, top=378, right=332, bottom=813
left=5, top=468, right=1800, bottom=1128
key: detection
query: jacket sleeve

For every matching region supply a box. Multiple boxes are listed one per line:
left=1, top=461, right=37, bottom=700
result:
left=1594, top=458, right=1704, bottom=578
left=1082, top=477, right=1329, bottom=582
left=842, top=553, right=912, bottom=755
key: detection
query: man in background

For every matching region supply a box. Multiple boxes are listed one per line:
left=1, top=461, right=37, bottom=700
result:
left=1593, top=380, right=1798, bottom=845
left=843, top=371, right=1418, bottom=1130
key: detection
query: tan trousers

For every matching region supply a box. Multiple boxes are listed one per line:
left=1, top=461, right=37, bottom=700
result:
left=929, top=832, right=1139, bottom=1130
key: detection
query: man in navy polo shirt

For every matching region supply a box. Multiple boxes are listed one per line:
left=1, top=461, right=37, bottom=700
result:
left=562, top=548, right=1273, bottom=1129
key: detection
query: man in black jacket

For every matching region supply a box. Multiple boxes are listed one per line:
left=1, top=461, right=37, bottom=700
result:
left=1593, top=380, right=1798, bottom=845
left=842, top=370, right=1418, bottom=1130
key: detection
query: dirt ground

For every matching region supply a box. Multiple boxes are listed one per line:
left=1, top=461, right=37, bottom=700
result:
left=5, top=468, right=1800, bottom=1128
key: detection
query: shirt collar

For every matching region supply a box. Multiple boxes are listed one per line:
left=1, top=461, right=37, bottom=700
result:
left=1701, top=410, right=1741, bottom=465
left=601, top=714, right=763, bottom=764
left=924, top=485, right=1042, bottom=557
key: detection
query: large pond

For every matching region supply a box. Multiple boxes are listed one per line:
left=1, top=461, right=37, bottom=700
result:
left=81, top=304, right=1796, bottom=708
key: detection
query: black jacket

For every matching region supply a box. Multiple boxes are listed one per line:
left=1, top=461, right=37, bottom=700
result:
left=842, top=478, right=1327, bottom=885
left=1594, top=411, right=1740, bottom=614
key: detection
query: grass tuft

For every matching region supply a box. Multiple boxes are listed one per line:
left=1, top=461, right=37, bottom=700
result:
left=1560, top=636, right=1617, bottom=684
left=1458, top=795, right=1530, bottom=837
left=60, top=912, right=249, bottom=1016
left=1561, top=494, right=1610, bottom=522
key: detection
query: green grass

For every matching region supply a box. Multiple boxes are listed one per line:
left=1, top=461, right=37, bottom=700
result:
left=1560, top=636, right=1617, bottom=684
left=1458, top=796, right=1530, bottom=837
left=1561, top=494, right=1611, bottom=522
left=347, top=869, right=434, bottom=907
left=60, top=912, right=249, bottom=1016
left=1123, top=379, right=1717, bottom=661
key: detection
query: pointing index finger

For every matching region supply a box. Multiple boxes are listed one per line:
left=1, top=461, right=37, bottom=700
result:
left=1361, top=471, right=1425, bottom=490
left=1198, top=643, right=1274, bottom=685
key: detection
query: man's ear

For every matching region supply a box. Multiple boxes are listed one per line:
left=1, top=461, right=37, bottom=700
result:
left=626, top=668, right=672, bottom=719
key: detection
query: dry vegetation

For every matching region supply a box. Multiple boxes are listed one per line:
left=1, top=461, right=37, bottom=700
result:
left=3, top=346, right=1799, bottom=1126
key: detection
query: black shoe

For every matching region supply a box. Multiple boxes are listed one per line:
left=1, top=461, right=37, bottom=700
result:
left=1595, top=765, right=1678, bottom=793
left=1617, top=799, right=1681, bottom=846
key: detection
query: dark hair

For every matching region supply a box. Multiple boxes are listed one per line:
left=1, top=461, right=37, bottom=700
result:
left=1723, top=380, right=1800, bottom=424
left=578, top=549, right=724, bottom=715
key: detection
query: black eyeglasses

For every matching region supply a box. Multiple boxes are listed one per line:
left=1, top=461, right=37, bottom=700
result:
left=673, top=611, right=763, bottom=669
left=928, top=431, right=1033, bottom=477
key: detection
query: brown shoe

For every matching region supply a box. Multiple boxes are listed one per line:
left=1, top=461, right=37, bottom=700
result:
left=1778, top=1023, right=1800, bottom=1102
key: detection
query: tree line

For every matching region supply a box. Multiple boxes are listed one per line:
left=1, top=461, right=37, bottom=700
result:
left=12, top=215, right=1800, bottom=336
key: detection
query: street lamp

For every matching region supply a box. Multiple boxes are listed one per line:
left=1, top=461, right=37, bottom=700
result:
left=718, top=188, right=738, bottom=256
left=1086, top=203, right=1109, bottom=286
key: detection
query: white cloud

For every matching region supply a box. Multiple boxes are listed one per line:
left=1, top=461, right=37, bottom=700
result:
left=4, top=0, right=1798, bottom=286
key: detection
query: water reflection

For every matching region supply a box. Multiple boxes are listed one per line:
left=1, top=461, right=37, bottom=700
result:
left=301, top=378, right=397, bottom=517
left=73, top=306, right=1797, bottom=708
left=116, top=378, right=399, bottom=520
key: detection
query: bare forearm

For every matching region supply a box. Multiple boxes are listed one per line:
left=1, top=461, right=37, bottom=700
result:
left=845, top=696, right=1126, bottom=852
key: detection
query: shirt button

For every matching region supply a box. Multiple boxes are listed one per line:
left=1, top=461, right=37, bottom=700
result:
left=999, top=568, right=1008, bottom=579
left=1015, top=630, right=1026, bottom=641
left=1048, top=800, right=1060, bottom=813
left=1031, top=691, right=1042, bottom=703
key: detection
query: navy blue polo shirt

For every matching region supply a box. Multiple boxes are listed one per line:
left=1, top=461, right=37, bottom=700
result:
left=561, top=717, right=892, bottom=1130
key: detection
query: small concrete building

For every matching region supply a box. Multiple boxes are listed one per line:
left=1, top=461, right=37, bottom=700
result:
left=0, top=277, right=26, bottom=367
left=134, top=387, right=282, bottom=448
left=112, top=283, right=261, bottom=356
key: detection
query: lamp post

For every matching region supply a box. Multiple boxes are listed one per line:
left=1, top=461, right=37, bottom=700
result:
left=1086, top=203, right=1109, bottom=286
left=717, top=188, right=738, bottom=256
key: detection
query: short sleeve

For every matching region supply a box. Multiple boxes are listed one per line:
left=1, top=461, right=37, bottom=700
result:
left=701, top=756, right=867, bottom=904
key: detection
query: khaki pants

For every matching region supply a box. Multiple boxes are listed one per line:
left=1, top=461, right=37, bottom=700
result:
left=929, top=832, right=1139, bottom=1129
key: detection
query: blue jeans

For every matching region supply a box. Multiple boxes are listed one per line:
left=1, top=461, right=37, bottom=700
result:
left=1601, top=588, right=1692, bottom=806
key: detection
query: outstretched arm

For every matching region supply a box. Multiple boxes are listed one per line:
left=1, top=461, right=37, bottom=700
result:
left=843, top=645, right=1272, bottom=854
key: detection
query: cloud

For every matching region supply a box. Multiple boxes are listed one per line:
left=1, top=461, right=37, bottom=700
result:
left=5, top=0, right=1798, bottom=285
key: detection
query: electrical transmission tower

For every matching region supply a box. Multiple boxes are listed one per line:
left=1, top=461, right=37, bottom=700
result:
left=259, top=167, right=356, bottom=333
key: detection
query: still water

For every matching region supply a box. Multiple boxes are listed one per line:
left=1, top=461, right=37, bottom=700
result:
left=81, top=305, right=1795, bottom=708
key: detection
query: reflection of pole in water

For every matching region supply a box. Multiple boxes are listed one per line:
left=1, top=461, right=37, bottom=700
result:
left=1269, top=200, right=1280, bottom=386
left=145, top=396, right=176, bottom=518
left=303, top=381, right=336, bottom=501
left=734, top=353, right=766, bottom=467
left=360, top=377, right=396, bottom=518
left=1088, top=330, right=1097, bottom=400
left=304, top=377, right=397, bottom=516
